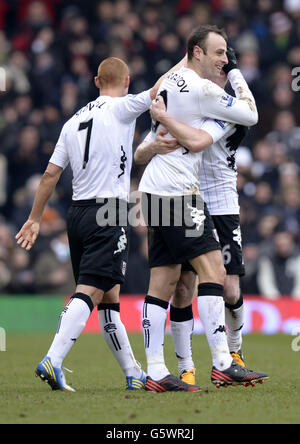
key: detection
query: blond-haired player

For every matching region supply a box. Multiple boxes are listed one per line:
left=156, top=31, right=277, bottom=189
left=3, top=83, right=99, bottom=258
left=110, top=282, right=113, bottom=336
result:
left=16, top=57, right=184, bottom=392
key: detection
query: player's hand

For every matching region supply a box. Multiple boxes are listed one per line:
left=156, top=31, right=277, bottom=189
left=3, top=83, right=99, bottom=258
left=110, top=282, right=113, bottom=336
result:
left=151, top=129, right=180, bottom=155
left=222, top=47, right=238, bottom=74
left=15, top=219, right=40, bottom=251
left=226, top=125, right=249, bottom=151
left=150, top=96, right=167, bottom=121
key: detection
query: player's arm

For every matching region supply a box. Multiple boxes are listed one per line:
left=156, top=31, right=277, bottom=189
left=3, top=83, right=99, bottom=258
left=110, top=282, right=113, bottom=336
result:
left=134, top=140, right=156, bottom=165
left=150, top=96, right=214, bottom=153
left=199, top=80, right=258, bottom=127
left=15, top=163, right=63, bottom=250
left=199, top=49, right=258, bottom=127
left=134, top=129, right=180, bottom=165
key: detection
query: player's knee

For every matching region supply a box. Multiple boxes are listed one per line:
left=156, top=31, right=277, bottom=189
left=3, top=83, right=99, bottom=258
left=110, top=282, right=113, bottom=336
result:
left=175, top=279, right=187, bottom=298
left=102, top=285, right=120, bottom=304
left=148, top=282, right=174, bottom=301
left=167, top=278, right=180, bottom=300
left=223, top=289, right=240, bottom=305
left=148, top=265, right=181, bottom=301
left=223, top=276, right=240, bottom=305
left=173, top=280, right=193, bottom=307
left=76, top=284, right=104, bottom=306
left=90, top=290, right=104, bottom=306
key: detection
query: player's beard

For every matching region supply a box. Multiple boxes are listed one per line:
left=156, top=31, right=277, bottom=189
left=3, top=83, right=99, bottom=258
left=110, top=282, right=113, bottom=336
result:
left=202, top=58, right=223, bottom=80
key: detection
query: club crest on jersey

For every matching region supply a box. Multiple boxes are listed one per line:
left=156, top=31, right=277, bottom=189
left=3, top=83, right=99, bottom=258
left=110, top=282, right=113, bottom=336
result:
left=220, top=94, right=234, bottom=108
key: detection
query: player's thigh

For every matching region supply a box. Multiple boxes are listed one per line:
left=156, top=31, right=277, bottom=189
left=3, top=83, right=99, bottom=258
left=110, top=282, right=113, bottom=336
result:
left=148, top=264, right=182, bottom=302
left=212, top=215, right=245, bottom=277
left=173, top=270, right=197, bottom=308
left=189, top=249, right=226, bottom=285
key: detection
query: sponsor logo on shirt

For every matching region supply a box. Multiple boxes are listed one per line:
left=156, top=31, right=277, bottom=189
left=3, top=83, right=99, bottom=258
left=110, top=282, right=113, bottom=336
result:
left=220, top=94, right=234, bottom=108
left=214, top=119, right=226, bottom=129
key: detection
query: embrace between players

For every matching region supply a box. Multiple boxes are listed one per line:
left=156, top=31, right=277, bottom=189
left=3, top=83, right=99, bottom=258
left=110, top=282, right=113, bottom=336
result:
left=16, top=24, right=268, bottom=392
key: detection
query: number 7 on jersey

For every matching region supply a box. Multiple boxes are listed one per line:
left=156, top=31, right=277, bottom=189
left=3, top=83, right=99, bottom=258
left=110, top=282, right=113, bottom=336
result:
left=78, top=118, right=93, bottom=169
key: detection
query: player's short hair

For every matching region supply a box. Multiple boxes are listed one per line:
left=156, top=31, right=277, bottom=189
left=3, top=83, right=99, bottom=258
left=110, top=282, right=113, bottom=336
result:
left=187, top=25, right=227, bottom=60
left=97, top=57, right=129, bottom=88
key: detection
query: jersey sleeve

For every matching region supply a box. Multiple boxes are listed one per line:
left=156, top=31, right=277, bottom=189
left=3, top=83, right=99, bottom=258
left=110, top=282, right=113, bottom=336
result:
left=49, top=125, right=69, bottom=170
left=114, top=89, right=152, bottom=123
left=200, top=118, right=235, bottom=143
left=198, top=77, right=258, bottom=127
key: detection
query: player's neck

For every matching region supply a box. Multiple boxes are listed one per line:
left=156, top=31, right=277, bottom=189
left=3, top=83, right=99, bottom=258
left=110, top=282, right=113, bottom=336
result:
left=187, top=59, right=205, bottom=79
left=100, top=87, right=127, bottom=98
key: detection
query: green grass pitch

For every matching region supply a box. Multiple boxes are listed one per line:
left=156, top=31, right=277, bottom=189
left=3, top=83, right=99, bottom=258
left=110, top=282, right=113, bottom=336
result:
left=0, top=332, right=299, bottom=424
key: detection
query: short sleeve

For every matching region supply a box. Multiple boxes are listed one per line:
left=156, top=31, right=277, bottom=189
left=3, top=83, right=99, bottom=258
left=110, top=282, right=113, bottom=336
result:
left=114, top=90, right=152, bottom=123
left=49, top=126, right=69, bottom=170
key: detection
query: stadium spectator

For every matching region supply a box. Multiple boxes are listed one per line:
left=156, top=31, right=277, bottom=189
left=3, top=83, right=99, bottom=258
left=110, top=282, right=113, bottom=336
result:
left=33, top=230, right=74, bottom=295
left=240, top=243, right=260, bottom=295
left=257, top=229, right=300, bottom=299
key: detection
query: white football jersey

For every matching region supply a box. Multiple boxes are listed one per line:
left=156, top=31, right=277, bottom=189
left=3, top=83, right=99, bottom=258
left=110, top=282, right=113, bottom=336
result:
left=50, top=90, right=152, bottom=201
left=138, top=67, right=257, bottom=197
left=199, top=119, right=239, bottom=215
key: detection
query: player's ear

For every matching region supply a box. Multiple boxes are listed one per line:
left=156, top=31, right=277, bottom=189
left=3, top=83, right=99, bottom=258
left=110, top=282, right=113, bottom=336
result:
left=193, top=45, right=203, bottom=61
left=125, top=75, right=130, bottom=89
left=94, top=76, right=101, bottom=89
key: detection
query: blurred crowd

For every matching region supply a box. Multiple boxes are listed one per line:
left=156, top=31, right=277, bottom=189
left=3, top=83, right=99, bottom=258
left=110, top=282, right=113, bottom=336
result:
left=0, top=0, right=300, bottom=298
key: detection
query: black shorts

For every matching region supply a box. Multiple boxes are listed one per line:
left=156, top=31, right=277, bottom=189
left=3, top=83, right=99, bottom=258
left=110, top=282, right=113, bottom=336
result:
left=142, top=193, right=221, bottom=268
left=182, top=214, right=245, bottom=276
left=67, top=199, right=129, bottom=292
left=212, top=214, right=245, bottom=277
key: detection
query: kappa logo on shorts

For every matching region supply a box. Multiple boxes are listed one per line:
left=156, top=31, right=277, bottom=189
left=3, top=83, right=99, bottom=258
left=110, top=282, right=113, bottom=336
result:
left=114, top=228, right=127, bottom=255
left=233, top=226, right=242, bottom=248
left=187, top=204, right=206, bottom=231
